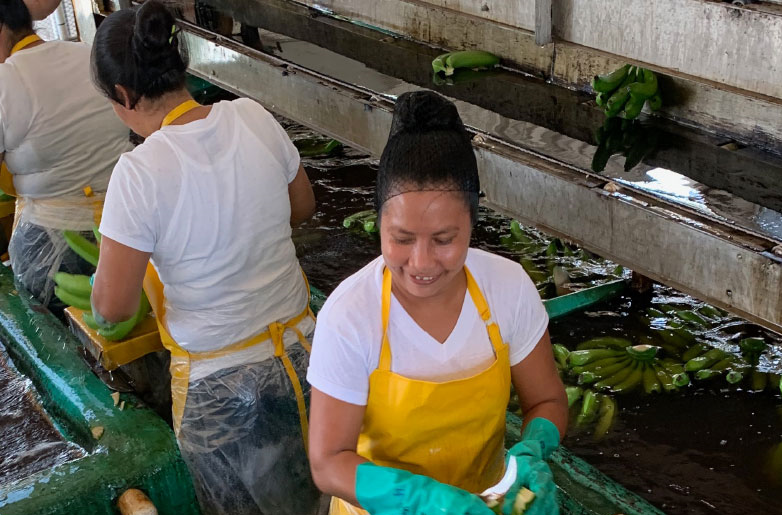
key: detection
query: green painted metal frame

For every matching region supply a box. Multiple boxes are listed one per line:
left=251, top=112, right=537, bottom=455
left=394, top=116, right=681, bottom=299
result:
left=544, top=279, right=628, bottom=321
left=0, top=266, right=199, bottom=515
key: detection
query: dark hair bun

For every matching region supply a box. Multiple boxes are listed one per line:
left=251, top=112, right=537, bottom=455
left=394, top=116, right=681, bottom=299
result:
left=0, top=0, right=32, bottom=31
left=389, top=91, right=465, bottom=137
left=132, top=0, right=177, bottom=62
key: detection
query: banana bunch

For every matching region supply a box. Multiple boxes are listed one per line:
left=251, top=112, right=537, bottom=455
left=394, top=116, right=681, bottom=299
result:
left=432, top=50, right=500, bottom=77
left=55, top=229, right=151, bottom=341
left=592, top=64, right=662, bottom=120
left=293, top=137, right=342, bottom=158
left=342, top=209, right=379, bottom=234
left=591, top=117, right=659, bottom=173
left=566, top=387, right=618, bottom=440
left=502, top=220, right=624, bottom=300
left=568, top=337, right=690, bottom=394
left=682, top=344, right=748, bottom=384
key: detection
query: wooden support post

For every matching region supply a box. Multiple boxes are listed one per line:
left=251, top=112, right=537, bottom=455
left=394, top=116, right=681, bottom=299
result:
left=535, top=0, right=552, bottom=46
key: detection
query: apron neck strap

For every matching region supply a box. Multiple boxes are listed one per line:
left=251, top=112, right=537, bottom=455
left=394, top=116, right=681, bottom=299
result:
left=379, top=266, right=503, bottom=371
left=10, top=34, right=41, bottom=56
left=160, top=99, right=201, bottom=128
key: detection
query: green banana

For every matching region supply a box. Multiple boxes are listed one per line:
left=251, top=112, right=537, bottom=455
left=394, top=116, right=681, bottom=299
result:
left=363, top=214, right=379, bottom=234
left=54, top=286, right=91, bottom=311
left=591, top=64, right=631, bottom=93
left=552, top=344, right=570, bottom=369
left=751, top=369, right=768, bottom=392
left=595, top=92, right=607, bottom=107
left=739, top=337, right=767, bottom=366
left=627, top=68, right=658, bottom=99
left=63, top=231, right=99, bottom=267
left=432, top=52, right=451, bottom=74
left=697, top=305, right=724, bottom=320
left=653, top=364, right=677, bottom=393
left=572, top=356, right=631, bottom=376
left=343, top=209, right=376, bottom=229
left=647, top=307, right=666, bottom=318
left=685, top=348, right=729, bottom=372
left=520, top=258, right=548, bottom=284
left=566, top=386, right=583, bottom=408
left=443, top=50, right=500, bottom=76
left=593, top=394, right=617, bottom=439
left=682, top=342, right=710, bottom=362
left=569, top=348, right=625, bottom=367
left=642, top=364, right=662, bottom=394
left=82, top=312, right=99, bottom=330
left=577, top=337, right=632, bottom=350
left=676, top=310, right=710, bottom=328
left=647, top=91, right=663, bottom=111
left=622, top=128, right=658, bottom=172
left=54, top=272, right=92, bottom=298
left=619, top=93, right=645, bottom=120
left=576, top=389, right=600, bottom=426
left=509, top=220, right=533, bottom=244
left=578, top=371, right=600, bottom=385
left=594, top=361, right=637, bottom=390
left=604, top=72, right=636, bottom=118
left=98, top=292, right=151, bottom=341
left=725, top=369, right=745, bottom=384
left=591, top=139, right=613, bottom=173
left=611, top=362, right=644, bottom=393
left=92, top=226, right=102, bottom=245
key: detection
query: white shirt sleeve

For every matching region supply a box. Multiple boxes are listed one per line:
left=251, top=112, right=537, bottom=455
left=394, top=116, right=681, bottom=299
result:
left=306, top=277, right=380, bottom=406
left=0, top=103, right=6, bottom=154
left=99, top=154, right=158, bottom=253
left=267, top=114, right=301, bottom=183
left=508, top=266, right=549, bottom=366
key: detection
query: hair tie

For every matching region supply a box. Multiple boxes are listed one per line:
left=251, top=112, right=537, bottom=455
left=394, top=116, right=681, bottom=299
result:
left=168, top=24, right=176, bottom=44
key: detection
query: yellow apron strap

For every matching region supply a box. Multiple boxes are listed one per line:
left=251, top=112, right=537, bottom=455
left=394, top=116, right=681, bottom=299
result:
left=161, top=99, right=201, bottom=128
left=464, top=268, right=505, bottom=354
left=269, top=321, right=311, bottom=453
left=379, top=268, right=393, bottom=371
left=10, top=34, right=42, bottom=56
left=0, top=163, right=17, bottom=198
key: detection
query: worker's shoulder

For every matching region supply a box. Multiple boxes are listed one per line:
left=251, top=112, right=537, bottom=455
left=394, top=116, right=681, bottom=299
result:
left=317, top=256, right=384, bottom=328
left=116, top=136, right=178, bottom=178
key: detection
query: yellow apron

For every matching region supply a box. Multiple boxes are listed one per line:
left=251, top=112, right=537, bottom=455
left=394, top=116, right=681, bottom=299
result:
left=1, top=35, right=43, bottom=198
left=142, top=100, right=314, bottom=451
left=331, top=267, right=511, bottom=515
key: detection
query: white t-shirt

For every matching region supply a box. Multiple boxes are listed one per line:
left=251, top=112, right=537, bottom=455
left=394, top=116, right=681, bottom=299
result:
left=100, top=98, right=313, bottom=380
left=0, top=40, right=131, bottom=198
left=307, top=249, right=549, bottom=406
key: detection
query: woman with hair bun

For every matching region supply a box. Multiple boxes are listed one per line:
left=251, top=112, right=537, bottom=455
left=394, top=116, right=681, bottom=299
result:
left=307, top=91, right=568, bottom=515
left=90, top=1, right=321, bottom=514
left=0, top=0, right=131, bottom=310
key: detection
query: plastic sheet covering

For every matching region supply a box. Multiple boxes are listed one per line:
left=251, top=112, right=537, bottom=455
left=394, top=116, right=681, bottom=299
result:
left=8, top=194, right=102, bottom=307
left=0, top=342, right=84, bottom=485
left=177, top=342, right=324, bottom=515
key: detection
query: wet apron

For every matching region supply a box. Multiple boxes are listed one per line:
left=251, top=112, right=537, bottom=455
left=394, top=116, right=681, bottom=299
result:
left=142, top=100, right=314, bottom=449
left=331, top=267, right=511, bottom=515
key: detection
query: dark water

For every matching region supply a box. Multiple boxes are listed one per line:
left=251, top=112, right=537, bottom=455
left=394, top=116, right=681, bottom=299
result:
left=0, top=343, right=84, bottom=485
left=289, top=125, right=782, bottom=515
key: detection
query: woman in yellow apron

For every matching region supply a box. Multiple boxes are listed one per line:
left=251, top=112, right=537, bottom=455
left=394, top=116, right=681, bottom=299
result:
left=0, top=0, right=131, bottom=312
left=307, top=91, right=568, bottom=515
left=89, top=2, right=322, bottom=514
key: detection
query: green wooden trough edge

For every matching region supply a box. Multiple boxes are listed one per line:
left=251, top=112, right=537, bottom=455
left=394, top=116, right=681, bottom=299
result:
left=0, top=266, right=200, bottom=515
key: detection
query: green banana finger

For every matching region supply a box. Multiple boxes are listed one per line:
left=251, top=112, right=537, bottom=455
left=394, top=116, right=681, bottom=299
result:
left=98, top=292, right=151, bottom=341
left=739, top=337, right=767, bottom=366
left=54, top=272, right=92, bottom=298
left=593, top=394, right=617, bottom=440
left=591, top=64, right=631, bottom=93
left=443, top=50, right=499, bottom=76
left=573, top=356, right=630, bottom=375
left=750, top=369, right=768, bottom=392
left=576, top=389, right=600, bottom=426
left=432, top=52, right=451, bottom=74
left=520, top=258, right=549, bottom=284
left=509, top=220, right=533, bottom=244
left=642, top=364, right=662, bottom=394
left=591, top=139, right=613, bottom=173
left=627, top=68, right=658, bottom=99
left=578, top=371, right=600, bottom=385
left=695, top=368, right=723, bottom=381
left=676, top=310, right=710, bottom=328
left=54, top=286, right=91, bottom=311
left=685, top=348, right=729, bottom=372
left=647, top=91, right=662, bottom=111
left=82, top=312, right=99, bottom=330
left=653, top=364, right=677, bottom=393
left=611, top=362, right=643, bottom=393
left=647, top=307, right=667, bottom=318
left=595, top=92, right=607, bottom=107
left=626, top=344, right=660, bottom=362
left=92, top=226, right=102, bottom=245
left=725, top=369, right=745, bottom=384
left=566, top=386, right=583, bottom=408
left=363, top=214, right=379, bottom=234
left=619, top=93, right=645, bottom=120
left=343, top=209, right=376, bottom=229
left=577, top=337, right=632, bottom=350
left=594, top=361, right=638, bottom=390
left=63, top=230, right=99, bottom=267
left=552, top=344, right=570, bottom=369
left=697, top=305, right=724, bottom=320
left=682, top=342, right=710, bottom=363
left=569, top=348, right=626, bottom=367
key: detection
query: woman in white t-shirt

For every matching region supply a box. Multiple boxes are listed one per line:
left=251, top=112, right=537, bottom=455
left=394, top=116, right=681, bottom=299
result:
left=307, top=91, right=568, bottom=515
left=0, top=0, right=131, bottom=309
left=88, top=2, right=322, bottom=514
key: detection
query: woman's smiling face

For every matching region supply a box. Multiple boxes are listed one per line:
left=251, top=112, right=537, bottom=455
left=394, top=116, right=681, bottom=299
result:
left=380, top=188, right=472, bottom=300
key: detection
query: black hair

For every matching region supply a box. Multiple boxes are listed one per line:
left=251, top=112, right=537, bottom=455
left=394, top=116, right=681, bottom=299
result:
left=91, top=0, right=188, bottom=107
left=375, top=90, right=480, bottom=223
left=0, top=0, right=33, bottom=32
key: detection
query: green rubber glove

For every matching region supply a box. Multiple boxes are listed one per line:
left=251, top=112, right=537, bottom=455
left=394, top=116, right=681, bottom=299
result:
left=502, top=418, right=560, bottom=515
left=355, top=462, right=494, bottom=515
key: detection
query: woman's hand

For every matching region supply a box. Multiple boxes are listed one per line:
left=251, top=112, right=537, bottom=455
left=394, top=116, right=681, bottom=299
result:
left=91, top=235, right=150, bottom=323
